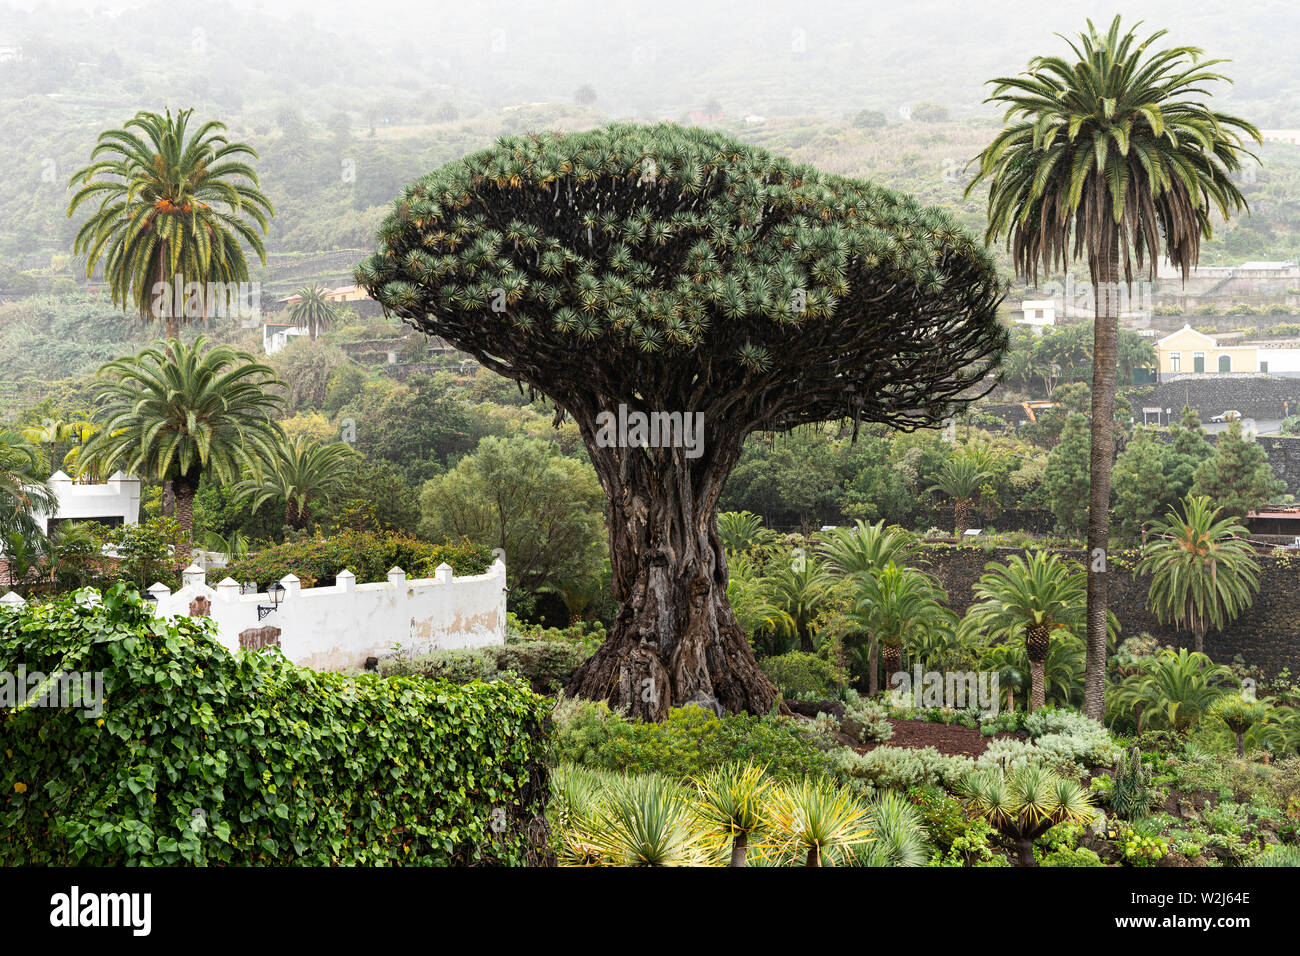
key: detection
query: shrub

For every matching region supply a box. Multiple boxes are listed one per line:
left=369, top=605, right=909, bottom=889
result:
left=382, top=640, right=596, bottom=694
left=1041, top=846, right=1105, bottom=867
left=841, top=689, right=893, bottom=743
left=1110, top=746, right=1155, bottom=819
left=551, top=698, right=836, bottom=781
left=1250, top=844, right=1300, bottom=867
left=0, top=585, right=551, bottom=865
left=834, top=745, right=969, bottom=795
left=759, top=651, right=849, bottom=700
left=213, top=531, right=493, bottom=589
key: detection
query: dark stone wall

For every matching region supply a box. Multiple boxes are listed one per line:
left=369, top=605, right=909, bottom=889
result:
left=1147, top=374, right=1300, bottom=422
left=917, top=543, right=1300, bottom=677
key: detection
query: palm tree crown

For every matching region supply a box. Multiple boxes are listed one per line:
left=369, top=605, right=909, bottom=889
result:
left=1137, top=494, right=1260, bottom=653
left=78, top=336, right=285, bottom=537
left=287, top=284, right=339, bottom=340
left=233, top=435, right=358, bottom=530
left=67, top=108, right=273, bottom=338
left=968, top=15, right=1259, bottom=285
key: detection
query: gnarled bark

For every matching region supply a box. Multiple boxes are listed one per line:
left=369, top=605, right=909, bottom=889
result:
left=565, top=431, right=777, bottom=721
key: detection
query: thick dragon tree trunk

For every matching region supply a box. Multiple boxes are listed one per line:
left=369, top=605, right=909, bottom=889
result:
left=1084, top=230, right=1120, bottom=723
left=565, top=440, right=778, bottom=721
left=730, top=832, right=749, bottom=868
left=1025, top=624, right=1051, bottom=712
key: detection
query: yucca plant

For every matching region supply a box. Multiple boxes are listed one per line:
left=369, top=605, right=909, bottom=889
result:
left=548, top=764, right=613, bottom=866
left=960, top=764, right=1097, bottom=866
left=767, top=778, right=874, bottom=867
left=693, top=761, right=773, bottom=867
left=1211, top=695, right=1269, bottom=758
left=844, top=790, right=932, bottom=867
left=585, top=773, right=713, bottom=867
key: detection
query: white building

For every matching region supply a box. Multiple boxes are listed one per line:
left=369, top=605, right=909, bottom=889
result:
left=1016, top=299, right=1056, bottom=333
left=32, top=471, right=141, bottom=534
left=262, top=321, right=309, bottom=355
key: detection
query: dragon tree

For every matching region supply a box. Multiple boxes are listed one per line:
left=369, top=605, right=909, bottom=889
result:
left=358, top=124, right=1007, bottom=720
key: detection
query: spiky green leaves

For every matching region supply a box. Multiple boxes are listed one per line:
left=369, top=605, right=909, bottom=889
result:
left=358, top=124, right=1006, bottom=434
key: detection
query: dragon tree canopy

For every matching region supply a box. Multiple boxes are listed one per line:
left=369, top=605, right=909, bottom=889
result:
left=357, top=122, right=1007, bottom=436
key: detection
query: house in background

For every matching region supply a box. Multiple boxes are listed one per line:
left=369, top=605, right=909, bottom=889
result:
left=262, top=321, right=309, bottom=355
left=1016, top=299, right=1056, bottom=333
left=1156, top=324, right=1300, bottom=378
left=32, top=471, right=141, bottom=535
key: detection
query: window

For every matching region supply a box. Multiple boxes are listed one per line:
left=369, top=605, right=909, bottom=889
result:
left=1034, top=309, right=1044, bottom=318
left=1169, top=352, right=1181, bottom=371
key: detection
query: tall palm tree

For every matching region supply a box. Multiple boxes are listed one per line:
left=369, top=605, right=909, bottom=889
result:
left=233, top=435, right=358, bottom=530
left=818, top=520, right=921, bottom=693
left=964, top=551, right=1089, bottom=711
left=1137, top=495, right=1260, bottom=654
left=968, top=16, right=1259, bottom=722
left=67, top=108, right=274, bottom=340
left=77, top=337, right=284, bottom=546
left=287, top=283, right=339, bottom=340
left=927, top=456, right=991, bottom=533
left=0, top=430, right=55, bottom=547
left=850, top=562, right=955, bottom=684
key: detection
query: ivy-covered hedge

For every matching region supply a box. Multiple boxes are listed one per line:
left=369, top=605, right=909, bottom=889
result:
left=0, top=585, right=551, bottom=866
left=210, top=531, right=494, bottom=589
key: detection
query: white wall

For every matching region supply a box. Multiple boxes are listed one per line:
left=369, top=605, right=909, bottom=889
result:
left=146, top=558, right=507, bottom=671
left=33, top=471, right=140, bottom=534
left=1256, top=348, right=1300, bottom=374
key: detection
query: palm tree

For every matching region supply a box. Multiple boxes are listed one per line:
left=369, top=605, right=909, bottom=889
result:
left=960, top=764, right=1097, bottom=866
left=851, top=562, right=955, bottom=685
left=968, top=16, right=1259, bottom=723
left=0, top=430, right=56, bottom=545
left=233, top=435, right=357, bottom=530
left=717, top=510, right=778, bottom=555
left=287, top=283, right=338, bottom=340
left=77, top=337, right=284, bottom=546
left=964, top=551, right=1089, bottom=711
left=19, top=419, right=76, bottom=477
left=1111, top=648, right=1233, bottom=733
left=759, top=556, right=833, bottom=653
left=67, top=108, right=273, bottom=340
left=927, top=456, right=991, bottom=533
left=818, top=520, right=921, bottom=694
left=1138, top=495, right=1260, bottom=655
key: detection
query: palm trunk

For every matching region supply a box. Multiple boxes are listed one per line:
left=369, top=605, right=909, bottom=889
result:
left=1026, top=623, right=1051, bottom=712
left=954, top=498, right=972, bottom=533
left=804, top=845, right=821, bottom=867
left=1235, top=731, right=1245, bottom=758
left=867, top=639, right=879, bottom=697
left=1194, top=624, right=1205, bottom=655
left=173, top=477, right=196, bottom=562
left=881, top=642, right=903, bottom=683
left=1083, top=225, right=1119, bottom=723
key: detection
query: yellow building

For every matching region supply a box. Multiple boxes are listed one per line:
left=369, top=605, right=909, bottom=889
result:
left=1155, top=325, right=1259, bottom=376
